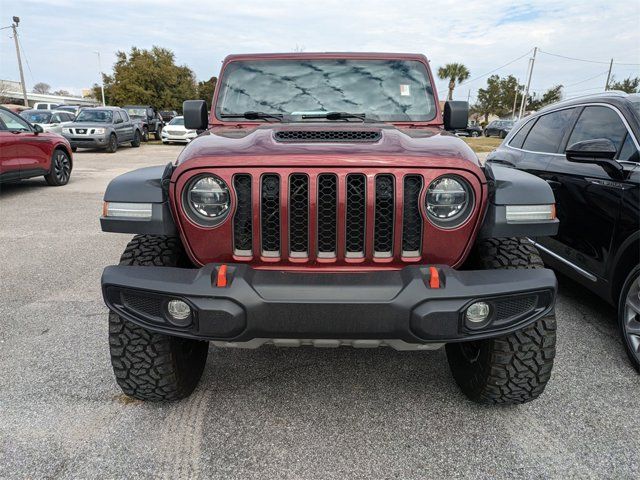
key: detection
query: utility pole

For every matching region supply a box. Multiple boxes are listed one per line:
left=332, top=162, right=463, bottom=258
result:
left=519, top=47, right=537, bottom=118
left=94, top=51, right=106, bottom=106
left=11, top=17, right=28, bottom=106
left=512, top=79, right=520, bottom=120
left=605, top=58, right=613, bottom=90
left=467, top=89, right=471, bottom=103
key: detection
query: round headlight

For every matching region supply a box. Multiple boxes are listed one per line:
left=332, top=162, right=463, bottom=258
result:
left=426, top=176, right=473, bottom=228
left=184, top=175, right=230, bottom=226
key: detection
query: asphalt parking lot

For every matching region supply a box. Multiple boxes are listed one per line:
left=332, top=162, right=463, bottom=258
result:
left=1, top=144, right=639, bottom=479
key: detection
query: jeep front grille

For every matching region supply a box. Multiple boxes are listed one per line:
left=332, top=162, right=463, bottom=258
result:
left=231, top=171, right=428, bottom=262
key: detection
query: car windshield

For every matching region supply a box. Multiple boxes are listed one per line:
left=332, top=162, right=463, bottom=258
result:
left=21, top=111, right=52, bottom=123
left=125, top=108, right=146, bottom=117
left=215, top=59, right=437, bottom=122
left=169, top=117, right=184, bottom=125
left=75, top=110, right=113, bottom=123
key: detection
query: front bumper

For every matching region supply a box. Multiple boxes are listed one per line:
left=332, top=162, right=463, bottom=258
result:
left=161, top=131, right=197, bottom=143
left=64, top=135, right=108, bottom=148
left=101, top=264, right=556, bottom=347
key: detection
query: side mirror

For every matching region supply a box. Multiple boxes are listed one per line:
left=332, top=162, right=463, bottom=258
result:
left=444, top=101, right=469, bottom=131
left=566, top=138, right=624, bottom=179
left=183, top=100, right=208, bottom=130
left=33, top=124, right=44, bottom=134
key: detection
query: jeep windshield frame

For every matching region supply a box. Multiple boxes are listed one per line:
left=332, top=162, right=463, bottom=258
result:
left=212, top=54, right=440, bottom=125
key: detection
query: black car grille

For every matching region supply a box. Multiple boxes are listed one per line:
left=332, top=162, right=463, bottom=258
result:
left=232, top=172, right=426, bottom=261
left=274, top=130, right=381, bottom=143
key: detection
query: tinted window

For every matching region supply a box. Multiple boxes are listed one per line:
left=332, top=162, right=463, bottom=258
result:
left=522, top=108, right=575, bottom=153
left=509, top=118, right=535, bottom=149
left=619, top=134, right=638, bottom=162
left=566, top=106, right=627, bottom=152
left=114, top=111, right=123, bottom=123
left=0, top=109, right=31, bottom=131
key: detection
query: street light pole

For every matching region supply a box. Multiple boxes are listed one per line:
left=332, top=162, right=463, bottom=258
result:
left=11, top=17, right=28, bottom=106
left=94, top=51, right=106, bottom=106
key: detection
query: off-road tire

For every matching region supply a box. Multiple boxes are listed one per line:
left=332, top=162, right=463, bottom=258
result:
left=105, top=133, right=118, bottom=153
left=108, top=235, right=209, bottom=401
left=154, top=125, right=162, bottom=141
left=446, top=237, right=557, bottom=404
left=618, top=265, right=640, bottom=372
left=131, top=130, right=141, bottom=147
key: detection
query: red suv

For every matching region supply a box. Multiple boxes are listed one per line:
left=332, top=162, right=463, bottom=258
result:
left=0, top=106, right=73, bottom=186
left=100, top=53, right=560, bottom=405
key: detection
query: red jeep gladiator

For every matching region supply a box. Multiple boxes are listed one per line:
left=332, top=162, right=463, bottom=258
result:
left=101, top=53, right=559, bottom=405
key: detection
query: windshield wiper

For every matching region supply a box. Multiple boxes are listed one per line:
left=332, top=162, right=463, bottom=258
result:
left=220, top=111, right=283, bottom=122
left=301, top=111, right=367, bottom=122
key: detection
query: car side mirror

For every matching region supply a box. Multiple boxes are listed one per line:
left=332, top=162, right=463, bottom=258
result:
left=566, top=138, right=624, bottom=179
left=444, top=101, right=469, bottom=131
left=183, top=100, right=208, bottom=131
left=33, top=124, right=44, bottom=134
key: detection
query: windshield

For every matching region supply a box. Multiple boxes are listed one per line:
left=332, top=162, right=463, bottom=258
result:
left=125, top=108, right=146, bottom=117
left=75, top=110, right=113, bottom=123
left=21, top=111, right=52, bottom=123
left=215, top=59, right=437, bottom=122
left=169, top=117, right=184, bottom=125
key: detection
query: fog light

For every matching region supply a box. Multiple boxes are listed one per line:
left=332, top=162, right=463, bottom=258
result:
left=466, top=302, right=490, bottom=324
left=167, top=299, right=191, bottom=325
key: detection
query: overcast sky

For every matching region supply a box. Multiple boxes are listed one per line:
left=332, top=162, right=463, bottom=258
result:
left=0, top=0, right=638, bottom=103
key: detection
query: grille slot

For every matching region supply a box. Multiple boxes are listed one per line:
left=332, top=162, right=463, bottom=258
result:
left=233, top=174, right=253, bottom=255
left=289, top=174, right=309, bottom=256
left=345, top=174, right=366, bottom=257
left=261, top=174, right=281, bottom=256
left=495, top=296, right=537, bottom=321
left=317, top=174, right=338, bottom=257
left=402, top=175, right=423, bottom=256
left=374, top=175, right=395, bottom=257
left=274, top=130, right=381, bottom=143
left=122, top=292, right=163, bottom=319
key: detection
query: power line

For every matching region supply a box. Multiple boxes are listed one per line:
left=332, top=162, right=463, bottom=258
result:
left=562, top=70, right=608, bottom=88
left=538, top=49, right=640, bottom=66
left=458, top=49, right=532, bottom=86
left=16, top=32, right=35, bottom=82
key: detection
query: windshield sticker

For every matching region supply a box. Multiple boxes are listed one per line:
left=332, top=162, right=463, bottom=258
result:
left=400, top=84, right=411, bottom=96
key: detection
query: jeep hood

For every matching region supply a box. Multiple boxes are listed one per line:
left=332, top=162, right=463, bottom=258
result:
left=175, top=123, right=480, bottom=167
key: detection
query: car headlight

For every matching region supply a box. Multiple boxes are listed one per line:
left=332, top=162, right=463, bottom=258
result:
left=62, top=127, right=71, bottom=134
left=94, top=128, right=105, bottom=134
left=183, top=175, right=231, bottom=226
left=425, top=176, right=474, bottom=228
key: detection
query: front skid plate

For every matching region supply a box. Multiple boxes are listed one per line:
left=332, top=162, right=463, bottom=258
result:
left=211, top=338, right=445, bottom=350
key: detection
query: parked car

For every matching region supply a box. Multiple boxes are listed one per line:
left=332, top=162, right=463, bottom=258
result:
left=484, top=119, right=514, bottom=138
left=0, top=106, right=73, bottom=186
left=161, top=116, right=198, bottom=144
left=454, top=124, right=483, bottom=137
left=159, top=110, right=178, bottom=123
left=100, top=52, right=560, bottom=405
left=55, top=105, right=83, bottom=116
left=122, top=105, right=164, bottom=141
left=487, top=91, right=640, bottom=371
left=33, top=102, right=60, bottom=110
left=20, top=109, right=75, bottom=134
left=61, top=107, right=143, bottom=153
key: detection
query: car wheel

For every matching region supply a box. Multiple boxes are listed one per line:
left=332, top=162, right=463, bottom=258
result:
left=619, top=266, right=640, bottom=372
left=484, top=131, right=490, bottom=137
left=446, top=238, right=556, bottom=404
left=154, top=126, right=162, bottom=141
left=131, top=130, right=141, bottom=148
left=471, top=131, right=480, bottom=137
left=44, top=148, right=72, bottom=186
left=142, top=126, right=149, bottom=142
left=71, top=146, right=78, bottom=153
left=108, top=235, right=209, bottom=401
left=106, top=133, right=118, bottom=153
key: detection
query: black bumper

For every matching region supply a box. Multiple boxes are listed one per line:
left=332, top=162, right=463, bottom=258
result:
left=101, top=264, right=556, bottom=345
left=67, top=137, right=108, bottom=148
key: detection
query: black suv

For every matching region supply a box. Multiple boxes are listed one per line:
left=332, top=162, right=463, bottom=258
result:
left=122, top=105, right=164, bottom=141
left=484, top=119, right=514, bottom=138
left=487, top=92, right=640, bottom=371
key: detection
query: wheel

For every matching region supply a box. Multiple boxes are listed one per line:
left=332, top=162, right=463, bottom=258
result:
left=44, top=148, right=72, bottom=186
left=162, top=140, right=168, bottom=144
left=142, top=126, right=149, bottom=142
left=131, top=130, right=141, bottom=147
left=471, top=130, right=480, bottom=137
left=154, top=126, right=162, bottom=141
left=618, top=266, right=640, bottom=372
left=105, top=133, right=118, bottom=153
left=109, top=235, right=209, bottom=401
left=446, top=238, right=557, bottom=404
left=71, top=146, right=78, bottom=152
left=484, top=131, right=490, bottom=137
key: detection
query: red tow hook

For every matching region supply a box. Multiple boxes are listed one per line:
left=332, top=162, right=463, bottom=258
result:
left=216, top=264, right=228, bottom=287
left=428, top=266, right=440, bottom=289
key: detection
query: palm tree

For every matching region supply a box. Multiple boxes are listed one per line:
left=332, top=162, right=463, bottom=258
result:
left=437, top=63, right=470, bottom=101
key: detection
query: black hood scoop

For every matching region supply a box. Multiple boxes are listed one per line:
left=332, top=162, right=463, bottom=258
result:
left=273, top=130, right=382, bottom=143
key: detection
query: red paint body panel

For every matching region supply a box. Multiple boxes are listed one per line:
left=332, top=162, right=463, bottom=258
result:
left=0, top=130, right=71, bottom=176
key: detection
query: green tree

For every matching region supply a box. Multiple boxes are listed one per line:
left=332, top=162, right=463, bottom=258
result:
left=473, top=75, right=522, bottom=122
left=93, top=46, right=197, bottom=110
left=608, top=76, right=640, bottom=93
left=527, top=85, right=563, bottom=111
left=197, top=76, right=217, bottom=104
left=437, top=63, right=470, bottom=101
